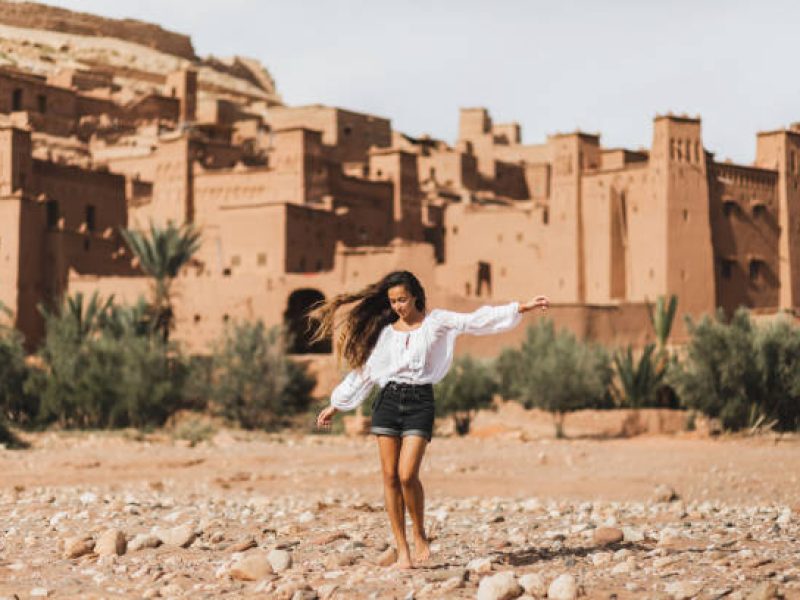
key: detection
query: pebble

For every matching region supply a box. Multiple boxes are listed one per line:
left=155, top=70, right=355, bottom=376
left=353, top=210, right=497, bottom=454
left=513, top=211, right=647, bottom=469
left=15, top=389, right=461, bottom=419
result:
left=665, top=580, right=703, bottom=600
left=267, top=548, right=293, bottom=572
left=518, top=572, right=546, bottom=596
left=128, top=533, right=161, bottom=552
left=476, top=571, right=522, bottom=600
left=156, top=523, right=197, bottom=548
left=467, top=556, right=494, bottom=574
left=63, top=535, right=95, bottom=559
left=592, top=526, right=623, bottom=546
left=547, top=573, right=578, bottom=600
left=95, top=528, right=127, bottom=556
left=746, top=582, right=779, bottom=600
left=228, top=551, right=274, bottom=581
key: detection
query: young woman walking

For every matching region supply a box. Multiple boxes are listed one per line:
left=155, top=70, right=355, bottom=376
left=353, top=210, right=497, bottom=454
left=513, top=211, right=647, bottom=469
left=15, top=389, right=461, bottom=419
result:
left=312, top=270, right=549, bottom=569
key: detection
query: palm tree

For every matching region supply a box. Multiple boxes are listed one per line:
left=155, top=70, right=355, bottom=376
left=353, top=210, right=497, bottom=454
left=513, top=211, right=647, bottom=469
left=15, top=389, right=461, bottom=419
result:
left=38, top=291, right=114, bottom=341
left=649, top=295, right=678, bottom=353
left=121, top=221, right=201, bottom=342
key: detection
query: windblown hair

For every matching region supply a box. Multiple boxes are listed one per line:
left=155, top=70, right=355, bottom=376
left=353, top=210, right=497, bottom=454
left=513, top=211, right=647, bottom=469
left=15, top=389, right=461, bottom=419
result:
left=308, top=271, right=426, bottom=369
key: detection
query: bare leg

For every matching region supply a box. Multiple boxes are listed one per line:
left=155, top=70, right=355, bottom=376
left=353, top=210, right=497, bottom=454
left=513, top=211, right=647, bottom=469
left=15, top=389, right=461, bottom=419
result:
left=398, top=435, right=431, bottom=563
left=376, top=435, right=412, bottom=568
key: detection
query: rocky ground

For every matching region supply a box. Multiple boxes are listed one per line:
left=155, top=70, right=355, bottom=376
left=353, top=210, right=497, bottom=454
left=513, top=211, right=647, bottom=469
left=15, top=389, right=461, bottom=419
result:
left=0, top=429, right=799, bottom=599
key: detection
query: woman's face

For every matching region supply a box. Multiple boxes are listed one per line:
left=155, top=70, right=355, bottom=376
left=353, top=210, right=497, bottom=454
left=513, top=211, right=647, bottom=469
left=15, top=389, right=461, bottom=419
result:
left=387, top=284, right=416, bottom=319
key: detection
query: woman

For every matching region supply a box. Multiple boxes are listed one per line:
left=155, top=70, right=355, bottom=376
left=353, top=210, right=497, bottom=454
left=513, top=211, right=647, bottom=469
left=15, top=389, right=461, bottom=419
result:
left=311, top=271, right=549, bottom=569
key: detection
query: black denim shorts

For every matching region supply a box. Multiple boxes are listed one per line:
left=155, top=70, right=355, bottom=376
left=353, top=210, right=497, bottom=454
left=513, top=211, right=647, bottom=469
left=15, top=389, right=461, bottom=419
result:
left=370, top=381, right=435, bottom=442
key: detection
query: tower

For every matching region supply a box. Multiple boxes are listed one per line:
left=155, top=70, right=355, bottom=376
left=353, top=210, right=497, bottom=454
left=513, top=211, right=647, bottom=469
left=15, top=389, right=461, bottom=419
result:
left=755, top=128, right=800, bottom=312
left=166, top=68, right=197, bottom=123
left=642, top=115, right=715, bottom=317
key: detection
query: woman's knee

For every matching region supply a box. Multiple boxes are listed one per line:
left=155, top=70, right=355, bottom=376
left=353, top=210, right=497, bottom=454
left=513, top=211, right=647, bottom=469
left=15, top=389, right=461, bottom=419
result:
left=382, top=469, right=401, bottom=488
left=398, top=469, right=419, bottom=488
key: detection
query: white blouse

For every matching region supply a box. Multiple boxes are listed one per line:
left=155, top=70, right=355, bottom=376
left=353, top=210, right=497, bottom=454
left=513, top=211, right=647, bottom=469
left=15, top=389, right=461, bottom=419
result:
left=329, top=302, right=522, bottom=411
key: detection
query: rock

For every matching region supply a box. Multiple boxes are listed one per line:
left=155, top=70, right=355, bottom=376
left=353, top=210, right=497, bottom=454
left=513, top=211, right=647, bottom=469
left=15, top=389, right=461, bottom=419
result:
left=746, top=582, right=779, bottom=600
left=227, top=538, right=257, bottom=553
left=776, top=508, right=791, bottom=526
left=156, top=523, right=197, bottom=548
left=63, top=536, right=95, bottom=559
left=142, top=589, right=160, bottom=599
left=467, top=556, right=494, bottom=574
left=95, top=529, right=127, bottom=556
left=611, top=561, right=632, bottom=575
left=518, top=573, right=546, bottom=596
left=312, top=532, right=349, bottom=545
left=159, top=583, right=184, bottom=597
left=592, top=527, right=623, bottom=546
left=128, top=534, right=162, bottom=552
left=376, top=546, right=397, bottom=567
left=665, top=581, right=703, bottom=600
left=547, top=574, right=578, bottom=600
left=654, top=484, right=680, bottom=503
left=318, top=584, right=339, bottom=600
left=654, top=556, right=678, bottom=569
left=476, top=571, right=522, bottom=600
left=267, top=548, right=292, bottom=572
left=622, top=526, right=645, bottom=542
left=29, top=589, right=50, bottom=598
left=590, top=552, right=611, bottom=567
left=326, top=551, right=359, bottom=568
left=228, top=551, right=274, bottom=581
left=440, top=576, right=464, bottom=592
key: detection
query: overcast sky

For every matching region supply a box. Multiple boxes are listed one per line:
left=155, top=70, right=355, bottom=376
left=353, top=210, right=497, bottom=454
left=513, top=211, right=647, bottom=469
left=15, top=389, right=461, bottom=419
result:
left=44, top=1, right=800, bottom=163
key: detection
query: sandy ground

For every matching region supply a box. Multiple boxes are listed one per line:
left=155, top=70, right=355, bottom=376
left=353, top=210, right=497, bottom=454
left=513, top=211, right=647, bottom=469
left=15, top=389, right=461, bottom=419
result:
left=0, top=415, right=799, bottom=599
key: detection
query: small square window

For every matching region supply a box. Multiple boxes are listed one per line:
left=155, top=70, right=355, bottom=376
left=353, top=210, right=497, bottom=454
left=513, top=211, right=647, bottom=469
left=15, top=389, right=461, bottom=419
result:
left=720, top=259, right=734, bottom=279
left=749, top=260, right=763, bottom=282
left=257, top=253, right=267, bottom=266
left=231, top=255, right=241, bottom=267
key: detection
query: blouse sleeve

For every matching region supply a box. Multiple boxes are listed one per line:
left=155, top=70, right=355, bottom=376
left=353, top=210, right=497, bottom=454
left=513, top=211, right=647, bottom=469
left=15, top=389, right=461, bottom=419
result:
left=330, top=366, right=376, bottom=412
left=431, top=301, right=522, bottom=336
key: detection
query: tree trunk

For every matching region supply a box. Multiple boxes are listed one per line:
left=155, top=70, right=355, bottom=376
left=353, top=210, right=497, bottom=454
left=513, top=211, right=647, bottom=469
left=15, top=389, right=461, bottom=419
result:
left=553, top=412, right=565, bottom=439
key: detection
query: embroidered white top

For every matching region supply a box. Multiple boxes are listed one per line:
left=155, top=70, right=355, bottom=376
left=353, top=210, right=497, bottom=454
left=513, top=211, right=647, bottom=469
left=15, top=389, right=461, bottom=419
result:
left=329, top=302, right=522, bottom=411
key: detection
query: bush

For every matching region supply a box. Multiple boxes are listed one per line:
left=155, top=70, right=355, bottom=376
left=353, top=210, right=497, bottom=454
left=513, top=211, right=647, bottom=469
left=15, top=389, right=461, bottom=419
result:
left=667, top=308, right=794, bottom=431
left=434, top=355, right=497, bottom=435
left=754, top=318, right=800, bottom=431
left=0, top=312, right=35, bottom=424
left=210, top=320, right=316, bottom=429
left=497, top=320, right=613, bottom=437
left=26, top=293, right=188, bottom=429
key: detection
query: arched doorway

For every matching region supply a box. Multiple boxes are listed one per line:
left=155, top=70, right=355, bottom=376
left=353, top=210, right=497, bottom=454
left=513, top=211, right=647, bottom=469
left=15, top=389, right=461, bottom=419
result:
left=284, top=289, right=331, bottom=354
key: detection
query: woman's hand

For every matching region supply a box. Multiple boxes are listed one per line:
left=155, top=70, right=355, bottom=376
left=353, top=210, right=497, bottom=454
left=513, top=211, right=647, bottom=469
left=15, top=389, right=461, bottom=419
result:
left=316, top=405, right=339, bottom=430
left=520, top=295, right=550, bottom=313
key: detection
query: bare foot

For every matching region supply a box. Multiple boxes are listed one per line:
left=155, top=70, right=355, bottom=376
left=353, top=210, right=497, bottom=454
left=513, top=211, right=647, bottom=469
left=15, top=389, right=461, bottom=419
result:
left=395, top=550, right=414, bottom=570
left=413, top=535, right=431, bottom=563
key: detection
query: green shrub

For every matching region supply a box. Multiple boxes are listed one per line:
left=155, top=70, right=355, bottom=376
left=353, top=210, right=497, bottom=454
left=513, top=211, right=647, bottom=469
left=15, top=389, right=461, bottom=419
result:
left=434, top=355, right=497, bottom=435
left=26, top=293, right=188, bottom=429
left=498, top=320, right=613, bottom=437
left=669, top=309, right=762, bottom=431
left=0, top=310, right=35, bottom=424
left=210, top=321, right=316, bottom=429
left=755, top=318, right=800, bottom=431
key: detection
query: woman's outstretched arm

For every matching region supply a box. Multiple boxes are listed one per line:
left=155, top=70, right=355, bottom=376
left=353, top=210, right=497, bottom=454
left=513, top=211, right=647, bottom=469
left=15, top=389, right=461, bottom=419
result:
left=317, top=366, right=375, bottom=429
left=432, top=295, right=550, bottom=336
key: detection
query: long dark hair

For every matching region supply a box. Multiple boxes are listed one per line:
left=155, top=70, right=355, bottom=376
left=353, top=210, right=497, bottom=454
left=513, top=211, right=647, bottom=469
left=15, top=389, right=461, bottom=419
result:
left=308, top=270, right=426, bottom=369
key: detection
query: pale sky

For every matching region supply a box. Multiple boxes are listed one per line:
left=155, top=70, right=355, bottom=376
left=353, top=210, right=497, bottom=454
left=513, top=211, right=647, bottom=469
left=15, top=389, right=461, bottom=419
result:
left=43, top=1, right=800, bottom=164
